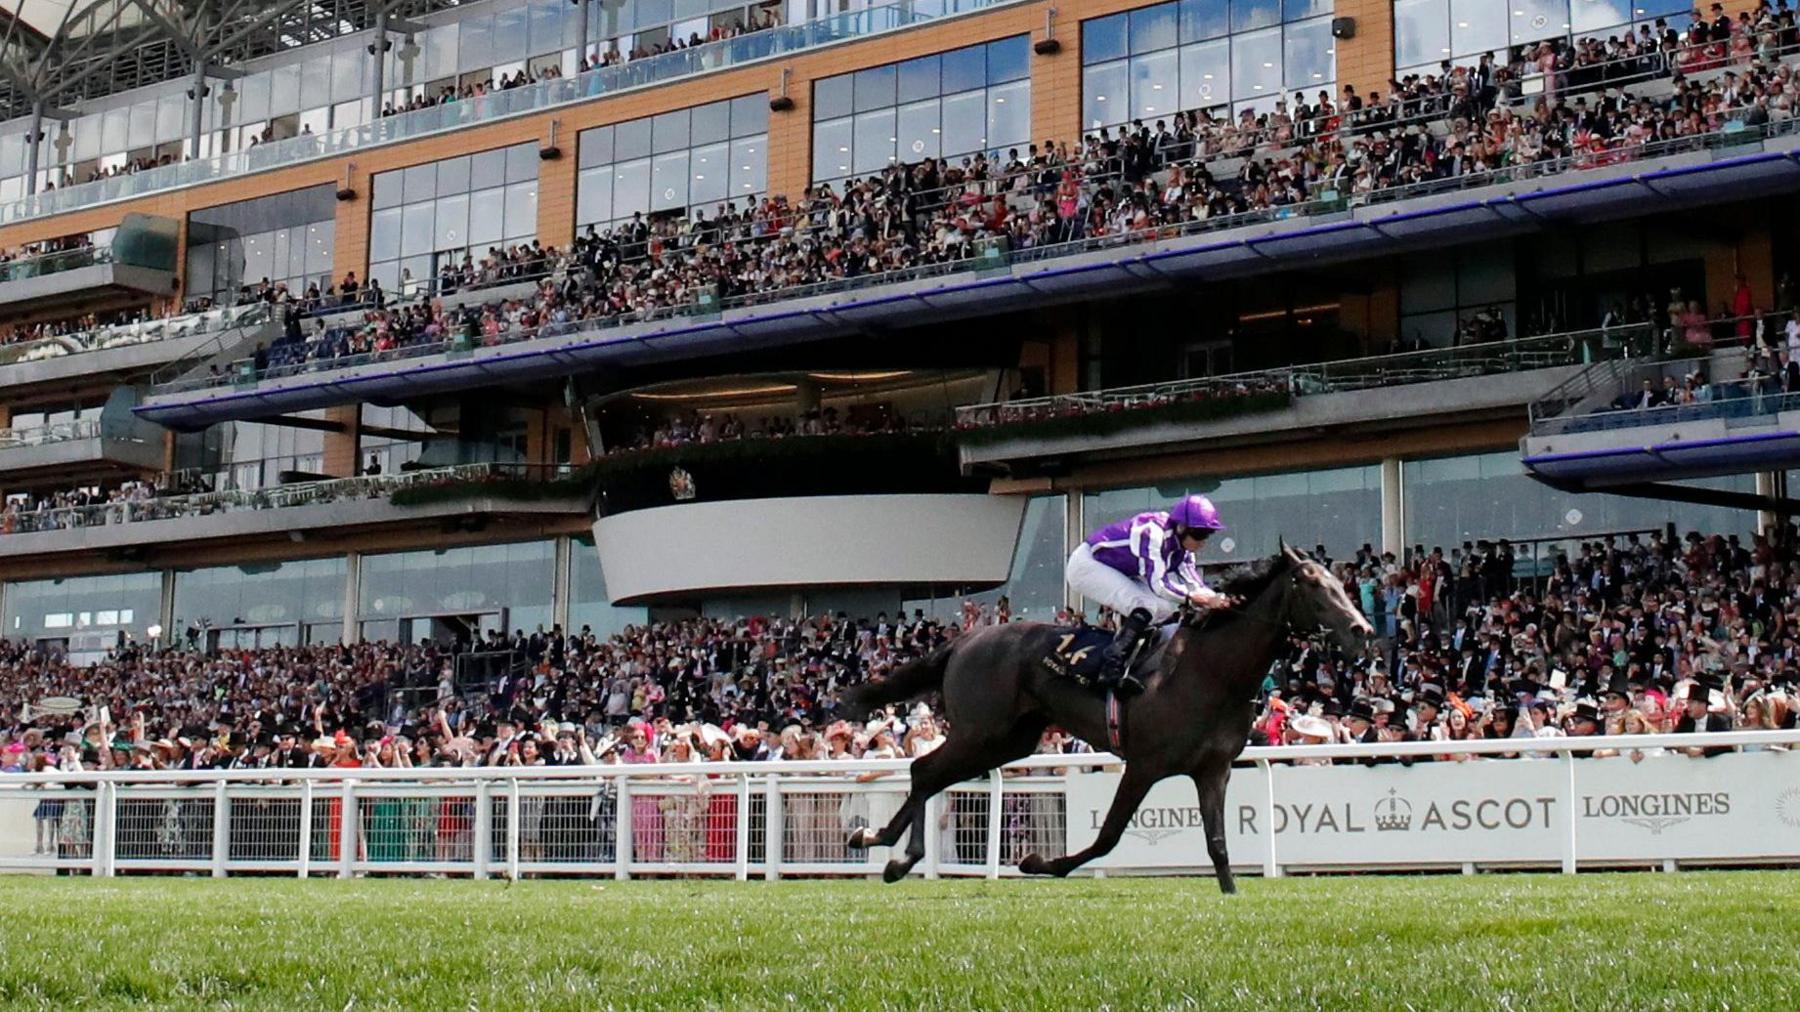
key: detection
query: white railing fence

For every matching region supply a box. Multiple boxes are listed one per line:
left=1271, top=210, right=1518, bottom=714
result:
left=2, top=730, right=1796, bottom=880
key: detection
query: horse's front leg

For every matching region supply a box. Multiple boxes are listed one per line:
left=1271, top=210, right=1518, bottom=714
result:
left=1022, top=764, right=1161, bottom=877
left=1191, top=764, right=1236, bottom=894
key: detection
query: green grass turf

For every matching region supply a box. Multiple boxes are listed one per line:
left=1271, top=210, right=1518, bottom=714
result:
left=0, top=873, right=1794, bottom=1009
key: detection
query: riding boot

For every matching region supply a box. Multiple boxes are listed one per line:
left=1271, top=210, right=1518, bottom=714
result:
left=1098, top=608, right=1153, bottom=696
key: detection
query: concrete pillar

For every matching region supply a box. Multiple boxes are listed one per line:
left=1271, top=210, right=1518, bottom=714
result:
left=159, top=569, right=177, bottom=645
left=1381, top=457, right=1404, bottom=558
left=342, top=551, right=362, bottom=646
left=553, top=536, right=573, bottom=633
left=1757, top=470, right=1783, bottom=537
left=1063, top=488, right=1085, bottom=615
left=575, top=0, right=591, bottom=64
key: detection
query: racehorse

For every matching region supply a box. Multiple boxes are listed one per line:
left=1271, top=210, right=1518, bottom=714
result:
left=842, top=541, right=1373, bottom=892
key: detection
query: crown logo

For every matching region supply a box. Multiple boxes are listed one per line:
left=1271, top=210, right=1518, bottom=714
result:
left=1374, top=788, right=1413, bottom=832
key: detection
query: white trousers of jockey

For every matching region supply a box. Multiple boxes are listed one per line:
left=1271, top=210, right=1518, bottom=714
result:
left=1062, top=494, right=1227, bottom=692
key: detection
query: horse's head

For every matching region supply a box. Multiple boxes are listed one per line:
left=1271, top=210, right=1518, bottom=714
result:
left=1276, top=539, right=1375, bottom=651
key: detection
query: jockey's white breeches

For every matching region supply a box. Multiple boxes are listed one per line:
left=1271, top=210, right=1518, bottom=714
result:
left=1065, top=544, right=1181, bottom=622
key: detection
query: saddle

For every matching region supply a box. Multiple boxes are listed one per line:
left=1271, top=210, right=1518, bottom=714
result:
left=1038, top=625, right=1148, bottom=689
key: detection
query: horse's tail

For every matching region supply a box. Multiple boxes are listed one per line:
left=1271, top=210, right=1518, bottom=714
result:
left=839, top=643, right=954, bottom=720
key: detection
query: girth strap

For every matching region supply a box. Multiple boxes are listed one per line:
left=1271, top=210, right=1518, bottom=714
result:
left=1104, top=691, right=1124, bottom=753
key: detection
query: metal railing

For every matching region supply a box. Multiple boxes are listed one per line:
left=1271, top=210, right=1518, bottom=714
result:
left=0, top=245, right=109, bottom=284
left=0, top=729, right=1793, bottom=879
left=0, top=302, right=273, bottom=370
left=957, top=323, right=1647, bottom=429
left=0, top=417, right=102, bottom=449
left=0, top=0, right=1027, bottom=227
left=0, top=462, right=569, bottom=538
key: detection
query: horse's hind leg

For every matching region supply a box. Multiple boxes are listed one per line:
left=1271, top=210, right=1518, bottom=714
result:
left=863, top=720, right=1044, bottom=883
left=1022, top=763, right=1162, bottom=877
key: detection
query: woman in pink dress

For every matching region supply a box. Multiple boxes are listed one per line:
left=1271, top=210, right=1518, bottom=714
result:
left=619, top=723, right=664, bottom=862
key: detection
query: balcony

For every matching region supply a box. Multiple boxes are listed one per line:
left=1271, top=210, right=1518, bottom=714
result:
left=0, top=303, right=276, bottom=395
left=0, top=214, right=180, bottom=314
left=0, top=463, right=590, bottom=563
left=0, top=0, right=1027, bottom=228
left=1519, top=344, right=1800, bottom=491
left=955, top=325, right=1647, bottom=469
left=0, top=404, right=164, bottom=484
left=135, top=118, right=1800, bottom=431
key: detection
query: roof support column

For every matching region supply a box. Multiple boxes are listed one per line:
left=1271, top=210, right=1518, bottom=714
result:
left=23, top=100, right=43, bottom=195
left=576, top=0, right=591, bottom=65
left=369, top=10, right=389, bottom=109
left=188, top=59, right=211, bottom=160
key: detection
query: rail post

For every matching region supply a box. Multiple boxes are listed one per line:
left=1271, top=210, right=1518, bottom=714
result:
left=985, top=770, right=1004, bottom=879
left=1257, top=759, right=1280, bottom=879
left=614, top=775, right=632, bottom=880
left=507, top=779, right=522, bottom=882
left=923, top=793, right=943, bottom=879
left=763, top=774, right=782, bottom=880
left=473, top=781, right=492, bottom=879
left=337, top=780, right=355, bottom=879
left=297, top=780, right=313, bottom=878
left=211, top=780, right=229, bottom=878
left=734, top=774, right=750, bottom=881
left=1562, top=750, right=1579, bottom=874
left=93, top=782, right=117, bottom=878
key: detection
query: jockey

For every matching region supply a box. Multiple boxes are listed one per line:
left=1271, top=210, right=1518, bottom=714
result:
left=1064, top=494, right=1234, bottom=694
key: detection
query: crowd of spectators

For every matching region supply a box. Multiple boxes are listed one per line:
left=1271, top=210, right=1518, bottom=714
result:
left=4, top=521, right=1798, bottom=783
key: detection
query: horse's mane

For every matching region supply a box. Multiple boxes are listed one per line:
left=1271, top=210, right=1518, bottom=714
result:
left=1186, top=552, right=1295, bottom=634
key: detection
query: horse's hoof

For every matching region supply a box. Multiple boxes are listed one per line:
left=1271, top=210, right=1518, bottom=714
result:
left=882, top=860, right=912, bottom=884
left=1019, top=853, right=1049, bottom=876
left=846, top=828, right=871, bottom=849
left=1218, top=880, right=1239, bottom=896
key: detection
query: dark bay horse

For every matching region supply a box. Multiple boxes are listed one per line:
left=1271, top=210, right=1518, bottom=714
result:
left=843, top=542, right=1373, bottom=891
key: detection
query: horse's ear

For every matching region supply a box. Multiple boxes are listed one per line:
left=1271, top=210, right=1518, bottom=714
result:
left=1279, top=538, right=1302, bottom=565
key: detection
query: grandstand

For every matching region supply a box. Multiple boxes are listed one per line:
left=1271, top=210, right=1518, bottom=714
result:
left=6, top=0, right=1800, bottom=894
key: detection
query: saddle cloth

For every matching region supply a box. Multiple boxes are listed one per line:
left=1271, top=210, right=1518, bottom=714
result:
left=1038, top=625, right=1117, bottom=687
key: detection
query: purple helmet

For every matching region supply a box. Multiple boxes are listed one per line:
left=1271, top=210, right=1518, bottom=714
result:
left=1168, top=494, right=1224, bottom=532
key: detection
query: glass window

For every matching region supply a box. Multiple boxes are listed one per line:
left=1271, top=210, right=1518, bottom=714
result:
left=471, top=147, right=507, bottom=189
left=729, top=137, right=764, bottom=196
left=1232, top=0, right=1282, bottom=33
left=434, top=193, right=470, bottom=250
left=1130, top=50, right=1180, bottom=121
left=652, top=108, right=692, bottom=153
left=896, top=99, right=941, bottom=162
left=1180, top=0, right=1230, bottom=42
left=729, top=94, right=767, bottom=137
left=3, top=573, right=162, bottom=642
left=898, top=55, right=941, bottom=102
left=815, top=118, right=853, bottom=178
left=1283, top=0, right=1330, bottom=19
left=813, top=74, right=853, bottom=120
left=1085, top=59, right=1129, bottom=129
left=506, top=142, right=537, bottom=183
left=436, top=156, right=472, bottom=197
left=1403, top=453, right=1755, bottom=549
left=940, top=89, right=987, bottom=162
left=987, top=36, right=1029, bottom=83
left=1394, top=0, right=1450, bottom=69
left=852, top=109, right=897, bottom=174
left=569, top=536, right=647, bottom=637
left=650, top=150, right=689, bottom=210
left=1510, top=0, right=1567, bottom=46
left=580, top=124, right=613, bottom=165
left=941, top=43, right=986, bottom=94
left=691, top=100, right=730, bottom=145
left=361, top=542, right=554, bottom=636
left=174, top=559, right=346, bottom=633
left=966, top=495, right=1066, bottom=621
left=612, top=158, right=651, bottom=217
left=854, top=64, right=898, bottom=112
left=504, top=181, right=537, bottom=240
left=1085, top=13, right=1129, bottom=65
left=469, top=187, right=506, bottom=246
left=1231, top=26, right=1283, bottom=100
left=1180, top=37, right=1232, bottom=109
left=614, top=117, right=653, bottom=160
left=1283, top=16, right=1336, bottom=91
left=690, top=141, right=729, bottom=204
left=1131, top=3, right=1180, bottom=54
left=1451, top=0, right=1508, bottom=60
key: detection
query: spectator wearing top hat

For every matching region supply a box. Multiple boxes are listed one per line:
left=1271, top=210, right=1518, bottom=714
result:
left=1675, top=675, right=1732, bottom=757
left=1564, top=701, right=1603, bottom=743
